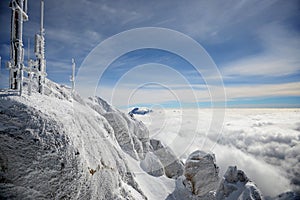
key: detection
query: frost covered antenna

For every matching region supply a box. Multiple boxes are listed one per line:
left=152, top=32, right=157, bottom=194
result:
left=7, top=0, right=28, bottom=95
left=70, top=58, right=76, bottom=94
left=35, top=0, right=47, bottom=94
left=27, top=38, right=33, bottom=95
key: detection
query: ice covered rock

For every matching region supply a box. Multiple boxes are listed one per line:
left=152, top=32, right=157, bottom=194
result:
left=216, top=166, right=263, bottom=200
left=150, top=139, right=184, bottom=179
left=224, top=166, right=248, bottom=183
left=167, top=150, right=219, bottom=200
left=103, top=112, right=139, bottom=160
left=87, top=97, right=150, bottom=160
left=0, top=81, right=148, bottom=199
left=87, top=96, right=117, bottom=115
left=121, top=112, right=150, bottom=159
left=140, top=152, right=164, bottom=177
left=184, top=150, right=219, bottom=196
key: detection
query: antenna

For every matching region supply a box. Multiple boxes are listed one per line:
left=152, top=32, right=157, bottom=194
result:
left=71, top=58, right=75, bottom=94
left=27, top=37, right=32, bottom=95
left=36, top=0, right=46, bottom=94
left=27, top=38, right=30, bottom=62
left=40, top=0, right=44, bottom=36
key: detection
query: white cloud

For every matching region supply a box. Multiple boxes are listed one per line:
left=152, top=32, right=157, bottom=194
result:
left=214, top=144, right=291, bottom=196
left=221, top=23, right=300, bottom=77
left=95, top=81, right=300, bottom=107
left=225, top=82, right=300, bottom=99
left=134, top=108, right=300, bottom=196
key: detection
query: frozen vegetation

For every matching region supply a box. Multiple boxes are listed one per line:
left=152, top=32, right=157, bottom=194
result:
left=0, top=79, right=299, bottom=199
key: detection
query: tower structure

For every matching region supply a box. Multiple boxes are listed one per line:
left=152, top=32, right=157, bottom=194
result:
left=7, top=0, right=47, bottom=95
left=7, top=0, right=46, bottom=95
left=34, top=0, right=46, bottom=94
left=7, top=0, right=28, bottom=95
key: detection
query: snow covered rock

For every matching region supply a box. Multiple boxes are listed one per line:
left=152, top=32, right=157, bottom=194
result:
left=167, top=150, right=219, bottom=200
left=140, top=152, right=165, bottom=177
left=87, top=96, right=117, bottom=114
left=103, top=112, right=140, bottom=160
left=120, top=112, right=151, bottom=160
left=87, top=96, right=151, bottom=160
left=0, top=81, right=148, bottom=200
left=184, top=150, right=219, bottom=197
left=150, top=139, right=184, bottom=179
left=216, top=166, right=263, bottom=200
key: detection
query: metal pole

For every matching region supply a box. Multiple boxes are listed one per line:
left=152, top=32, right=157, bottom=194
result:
left=41, top=0, right=44, bottom=36
left=71, top=58, right=75, bottom=94
left=38, top=0, right=46, bottom=94
left=27, top=38, right=32, bottom=95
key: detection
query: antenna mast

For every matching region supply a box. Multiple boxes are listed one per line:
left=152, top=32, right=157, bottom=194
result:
left=35, top=0, right=46, bottom=94
left=71, top=58, right=75, bottom=94
left=7, top=0, right=28, bottom=95
left=27, top=38, right=32, bottom=95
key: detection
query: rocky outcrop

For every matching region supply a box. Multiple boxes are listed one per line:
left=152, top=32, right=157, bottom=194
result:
left=150, top=139, right=184, bottom=179
left=184, top=150, right=219, bottom=197
left=87, top=96, right=151, bottom=160
left=167, top=150, right=219, bottom=200
left=103, top=112, right=140, bottom=160
left=216, top=166, right=263, bottom=200
left=121, top=112, right=150, bottom=159
left=140, top=152, right=165, bottom=177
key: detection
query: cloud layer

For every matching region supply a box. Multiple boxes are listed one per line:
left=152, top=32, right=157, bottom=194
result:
left=134, top=108, right=300, bottom=197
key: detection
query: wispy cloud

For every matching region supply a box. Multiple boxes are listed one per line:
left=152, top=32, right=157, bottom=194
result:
left=96, top=81, right=300, bottom=107
left=221, top=23, right=300, bottom=77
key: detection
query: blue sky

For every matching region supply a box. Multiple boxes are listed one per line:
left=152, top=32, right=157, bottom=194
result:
left=0, top=0, right=299, bottom=108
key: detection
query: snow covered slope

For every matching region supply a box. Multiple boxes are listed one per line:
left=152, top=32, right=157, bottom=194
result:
left=0, top=80, right=151, bottom=199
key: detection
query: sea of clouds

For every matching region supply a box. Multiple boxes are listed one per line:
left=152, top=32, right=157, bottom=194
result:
left=134, top=108, right=300, bottom=197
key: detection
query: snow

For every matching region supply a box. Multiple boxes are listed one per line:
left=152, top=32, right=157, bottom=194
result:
left=0, top=80, right=151, bottom=199
left=126, top=154, right=175, bottom=200
left=140, top=152, right=165, bottom=177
